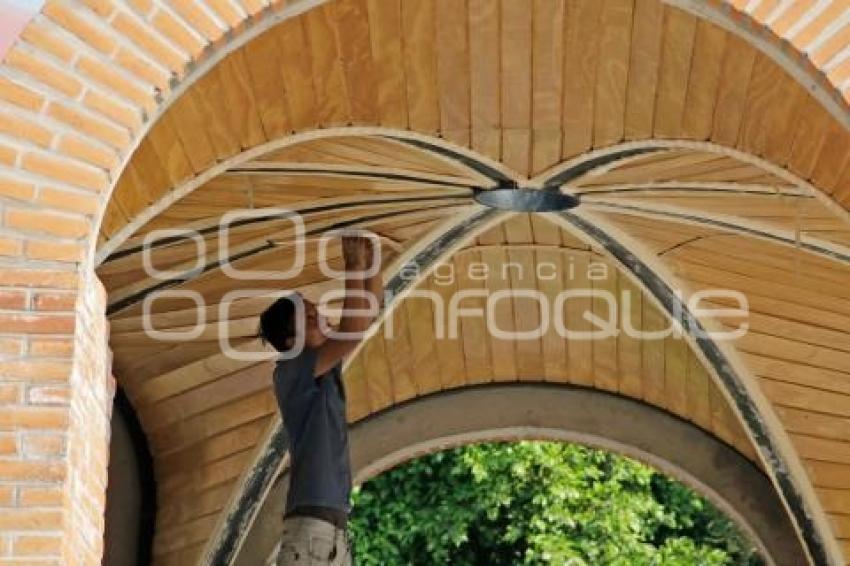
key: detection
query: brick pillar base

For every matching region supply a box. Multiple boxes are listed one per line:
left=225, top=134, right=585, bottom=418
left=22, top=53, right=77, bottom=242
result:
left=0, top=268, right=113, bottom=565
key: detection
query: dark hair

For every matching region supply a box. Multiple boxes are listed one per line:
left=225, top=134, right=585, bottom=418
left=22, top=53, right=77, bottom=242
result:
left=257, top=296, right=298, bottom=352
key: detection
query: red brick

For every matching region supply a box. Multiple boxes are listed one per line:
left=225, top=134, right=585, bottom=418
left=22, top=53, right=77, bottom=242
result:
left=111, top=12, right=186, bottom=72
left=0, top=486, right=14, bottom=506
left=0, top=113, right=53, bottom=148
left=5, top=208, right=90, bottom=239
left=29, top=339, right=73, bottom=358
left=0, top=269, right=78, bottom=289
left=27, top=386, right=70, bottom=406
left=4, top=48, right=83, bottom=98
left=26, top=241, right=85, bottom=263
left=83, top=89, right=143, bottom=132
left=0, top=314, right=75, bottom=335
left=0, top=77, right=44, bottom=111
left=33, top=292, right=77, bottom=312
left=47, top=101, right=130, bottom=150
left=57, top=134, right=119, bottom=170
left=19, top=486, right=62, bottom=507
left=0, top=238, right=22, bottom=258
left=0, top=360, right=71, bottom=382
left=20, top=20, right=75, bottom=64
left=22, top=435, right=65, bottom=458
left=0, top=462, right=64, bottom=483
left=76, top=55, right=153, bottom=109
left=37, top=187, right=101, bottom=216
left=0, top=384, right=21, bottom=404
left=0, top=338, right=23, bottom=356
left=21, top=152, right=108, bottom=192
left=0, top=177, right=35, bottom=202
left=43, top=2, right=118, bottom=55
left=0, top=291, right=27, bottom=310
left=0, top=509, right=63, bottom=529
left=0, top=143, right=16, bottom=166
left=0, top=407, right=67, bottom=431
left=13, top=535, right=62, bottom=557
left=0, top=435, right=17, bottom=456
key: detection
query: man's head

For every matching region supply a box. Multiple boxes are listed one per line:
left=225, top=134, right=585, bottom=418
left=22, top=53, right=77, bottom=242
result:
left=257, top=293, right=328, bottom=353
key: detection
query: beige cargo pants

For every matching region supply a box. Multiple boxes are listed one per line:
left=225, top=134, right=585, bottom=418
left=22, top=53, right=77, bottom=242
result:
left=275, top=515, right=352, bottom=566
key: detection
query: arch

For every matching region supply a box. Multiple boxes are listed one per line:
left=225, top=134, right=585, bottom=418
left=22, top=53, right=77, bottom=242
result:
left=1, top=1, right=849, bottom=565
left=234, top=384, right=807, bottom=565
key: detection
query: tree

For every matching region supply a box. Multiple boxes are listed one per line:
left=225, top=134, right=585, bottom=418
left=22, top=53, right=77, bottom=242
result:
left=349, top=441, right=762, bottom=565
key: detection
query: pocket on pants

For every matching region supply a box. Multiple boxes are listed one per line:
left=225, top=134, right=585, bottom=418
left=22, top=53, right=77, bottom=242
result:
left=309, top=534, right=335, bottom=562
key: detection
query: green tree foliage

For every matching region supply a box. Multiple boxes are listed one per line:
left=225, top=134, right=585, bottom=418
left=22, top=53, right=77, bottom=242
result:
left=349, top=441, right=762, bottom=565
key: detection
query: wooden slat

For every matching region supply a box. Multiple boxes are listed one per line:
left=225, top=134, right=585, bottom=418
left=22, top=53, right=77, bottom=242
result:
left=593, top=0, right=633, bottom=148
left=367, top=0, right=407, bottom=128
left=530, top=0, right=564, bottom=175
left=468, top=0, right=501, bottom=160
left=401, top=0, right=440, bottom=133
left=500, top=0, right=532, bottom=175
left=653, top=7, right=696, bottom=138
left=624, top=0, right=663, bottom=140
left=435, top=0, right=471, bottom=147
left=561, top=0, right=602, bottom=159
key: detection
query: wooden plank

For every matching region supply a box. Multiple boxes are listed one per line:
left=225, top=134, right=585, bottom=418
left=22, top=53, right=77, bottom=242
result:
left=591, top=263, right=619, bottom=391
left=453, top=251, right=492, bottom=383
left=593, top=0, right=633, bottom=148
left=561, top=0, right=602, bottom=158
left=777, top=404, right=850, bottom=451
left=333, top=0, right=379, bottom=125
left=166, top=88, right=217, bottom=174
left=500, top=0, right=532, bottom=175
left=761, top=379, right=850, bottom=419
left=738, top=56, right=799, bottom=164
left=366, top=0, right=407, bottom=128
left=685, top=351, right=712, bottom=430
left=680, top=19, right=726, bottom=141
left=402, top=0, right=440, bottom=133
left=344, top=354, right=371, bottom=422
left=402, top=288, right=442, bottom=396
left=146, top=113, right=194, bottom=188
left=640, top=298, right=667, bottom=406
left=435, top=0, right=471, bottom=147
left=617, top=273, right=643, bottom=398
left=788, top=95, right=832, bottom=179
left=216, top=49, right=266, bottom=150
left=711, top=33, right=757, bottom=148
left=653, top=6, right=697, bottom=138
left=663, top=332, right=689, bottom=418
left=509, top=248, right=544, bottom=379
left=427, top=268, right=467, bottom=389
left=276, top=17, right=318, bottom=131
left=566, top=251, right=593, bottom=386
left=530, top=0, right=564, bottom=175
left=468, top=0, right=501, bottom=160
left=243, top=28, right=292, bottom=140
left=304, top=4, right=351, bottom=125
left=191, top=70, right=242, bottom=160
left=361, top=333, right=394, bottom=413
left=805, top=460, right=850, bottom=489
left=624, top=0, right=663, bottom=140
left=480, top=246, right=517, bottom=381
left=537, top=247, right=567, bottom=381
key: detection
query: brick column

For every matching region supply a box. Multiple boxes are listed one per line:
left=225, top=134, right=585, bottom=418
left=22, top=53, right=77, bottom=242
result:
left=0, top=266, right=113, bottom=565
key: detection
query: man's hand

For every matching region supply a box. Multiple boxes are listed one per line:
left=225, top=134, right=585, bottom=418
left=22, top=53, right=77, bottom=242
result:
left=342, top=235, right=370, bottom=271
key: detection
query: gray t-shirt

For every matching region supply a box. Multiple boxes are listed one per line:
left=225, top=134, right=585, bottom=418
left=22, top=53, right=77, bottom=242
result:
left=273, top=347, right=352, bottom=515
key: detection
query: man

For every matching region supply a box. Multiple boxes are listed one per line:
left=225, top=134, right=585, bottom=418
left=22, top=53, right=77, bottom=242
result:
left=258, top=235, right=382, bottom=566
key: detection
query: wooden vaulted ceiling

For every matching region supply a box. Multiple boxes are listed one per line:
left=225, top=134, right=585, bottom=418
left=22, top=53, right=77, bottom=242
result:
left=94, top=1, right=850, bottom=564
